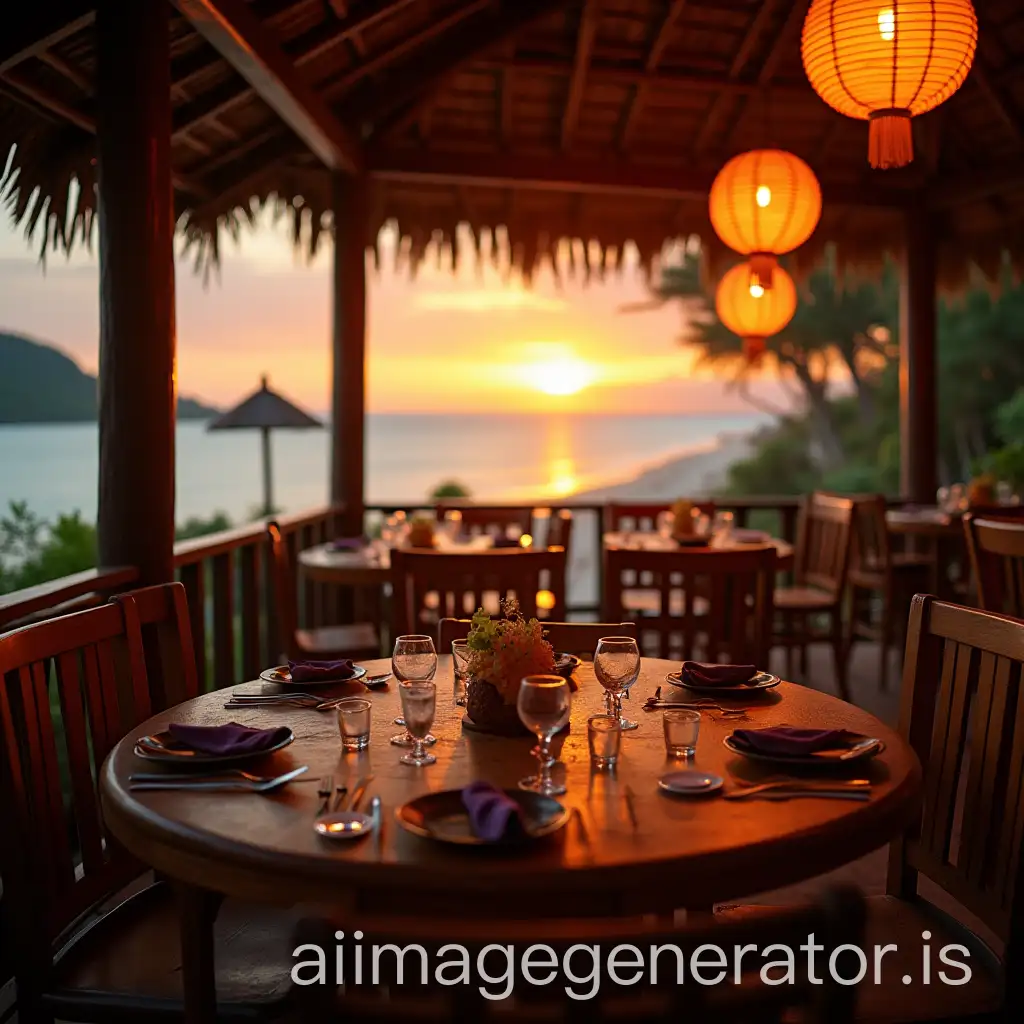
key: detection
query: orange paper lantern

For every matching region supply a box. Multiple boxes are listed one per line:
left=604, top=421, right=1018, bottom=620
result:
left=802, top=0, right=977, bottom=169
left=708, top=150, right=821, bottom=289
left=715, top=262, right=797, bottom=358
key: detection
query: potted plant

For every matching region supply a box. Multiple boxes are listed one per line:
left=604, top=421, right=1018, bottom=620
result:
left=463, top=600, right=557, bottom=736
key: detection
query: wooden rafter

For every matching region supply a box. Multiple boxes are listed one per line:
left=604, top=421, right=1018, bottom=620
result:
left=561, top=0, right=600, bottom=151
left=973, top=62, right=1024, bottom=146
left=173, top=0, right=363, bottom=172
left=477, top=57, right=810, bottom=97
left=172, top=0, right=417, bottom=141
left=691, top=0, right=783, bottom=155
left=500, top=68, right=515, bottom=146
left=928, top=163, right=1024, bottom=209
left=327, top=0, right=367, bottom=58
left=38, top=51, right=93, bottom=95
left=0, top=2, right=93, bottom=75
left=361, top=0, right=575, bottom=139
left=0, top=69, right=207, bottom=197
left=619, top=0, right=687, bottom=149
left=368, top=146, right=913, bottom=208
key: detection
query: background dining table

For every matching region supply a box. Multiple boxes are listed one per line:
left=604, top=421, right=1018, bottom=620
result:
left=602, top=531, right=795, bottom=572
left=100, top=655, right=920, bottom=1023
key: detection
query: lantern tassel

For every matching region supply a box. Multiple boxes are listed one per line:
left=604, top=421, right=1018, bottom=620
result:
left=868, top=109, right=914, bottom=169
left=743, top=337, right=767, bottom=363
left=748, top=253, right=777, bottom=290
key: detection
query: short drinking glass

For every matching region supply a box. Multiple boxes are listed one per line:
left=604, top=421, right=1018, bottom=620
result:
left=391, top=635, right=438, bottom=746
left=587, top=714, right=621, bottom=770
left=451, top=638, right=470, bottom=707
left=594, top=636, right=640, bottom=731
left=336, top=698, right=371, bottom=751
left=664, top=709, right=701, bottom=758
left=517, top=675, right=571, bottom=796
left=399, top=683, right=437, bottom=767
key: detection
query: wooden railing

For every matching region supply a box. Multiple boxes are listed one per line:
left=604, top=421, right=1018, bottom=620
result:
left=0, top=496, right=818, bottom=687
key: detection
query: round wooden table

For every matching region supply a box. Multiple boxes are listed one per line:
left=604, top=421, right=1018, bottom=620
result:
left=885, top=507, right=962, bottom=539
left=101, top=657, right=920, bottom=1022
left=603, top=531, right=795, bottom=571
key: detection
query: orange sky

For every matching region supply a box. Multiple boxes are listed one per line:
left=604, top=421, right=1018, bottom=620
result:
left=0, top=210, right=795, bottom=417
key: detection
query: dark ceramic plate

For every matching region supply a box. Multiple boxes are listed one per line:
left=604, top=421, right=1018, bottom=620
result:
left=666, top=670, right=780, bottom=695
left=259, top=664, right=367, bottom=687
left=395, top=789, right=570, bottom=846
left=133, top=727, right=295, bottom=766
left=554, top=653, right=581, bottom=678
left=722, top=732, right=884, bottom=767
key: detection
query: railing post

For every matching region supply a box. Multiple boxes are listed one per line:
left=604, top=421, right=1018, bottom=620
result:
left=95, top=0, right=176, bottom=586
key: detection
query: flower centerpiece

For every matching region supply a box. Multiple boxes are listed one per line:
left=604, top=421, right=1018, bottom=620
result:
left=463, top=599, right=557, bottom=736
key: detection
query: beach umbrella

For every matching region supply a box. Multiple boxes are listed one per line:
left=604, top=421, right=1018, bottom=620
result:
left=207, top=375, right=322, bottom=515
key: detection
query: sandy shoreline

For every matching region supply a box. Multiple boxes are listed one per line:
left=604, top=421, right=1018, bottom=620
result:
left=571, top=430, right=755, bottom=502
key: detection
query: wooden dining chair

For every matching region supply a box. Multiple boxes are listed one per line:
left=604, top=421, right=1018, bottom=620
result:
left=435, top=504, right=533, bottom=540
left=439, top=617, right=636, bottom=655
left=773, top=492, right=854, bottom=700
left=267, top=521, right=379, bottom=663
left=847, top=495, right=932, bottom=690
left=0, top=600, right=295, bottom=1023
left=391, top=548, right=567, bottom=637
left=964, top=513, right=1024, bottom=615
left=605, top=500, right=716, bottom=533
left=293, top=886, right=865, bottom=1023
left=604, top=545, right=776, bottom=664
left=545, top=508, right=574, bottom=555
left=109, top=581, right=200, bottom=708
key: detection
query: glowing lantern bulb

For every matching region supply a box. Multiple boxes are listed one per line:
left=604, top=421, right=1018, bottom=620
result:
left=755, top=185, right=772, bottom=208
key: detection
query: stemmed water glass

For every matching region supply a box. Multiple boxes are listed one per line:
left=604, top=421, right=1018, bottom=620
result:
left=390, top=635, right=438, bottom=747
left=517, top=675, right=571, bottom=796
left=594, top=636, right=641, bottom=731
left=398, top=682, right=437, bottom=767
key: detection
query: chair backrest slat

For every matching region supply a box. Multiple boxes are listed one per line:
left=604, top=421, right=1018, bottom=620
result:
left=795, top=492, right=854, bottom=594
left=439, top=618, right=636, bottom=654
left=435, top=505, right=533, bottom=539
left=392, top=549, right=567, bottom=637
left=604, top=545, right=775, bottom=663
left=964, top=514, right=1024, bottom=616
left=851, top=494, right=892, bottom=575
left=894, top=595, right=1024, bottom=948
left=267, top=521, right=300, bottom=661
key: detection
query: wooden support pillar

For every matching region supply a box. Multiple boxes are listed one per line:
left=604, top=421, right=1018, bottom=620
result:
left=899, top=202, right=939, bottom=504
left=96, top=0, right=176, bottom=584
left=330, top=172, right=368, bottom=534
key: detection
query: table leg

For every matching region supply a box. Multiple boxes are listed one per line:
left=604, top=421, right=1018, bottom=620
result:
left=174, top=882, right=223, bottom=1024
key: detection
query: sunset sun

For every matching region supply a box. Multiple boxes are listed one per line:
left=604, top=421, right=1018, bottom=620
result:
left=529, top=356, right=596, bottom=396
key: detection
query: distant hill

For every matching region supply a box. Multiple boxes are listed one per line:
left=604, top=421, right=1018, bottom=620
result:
left=0, top=332, right=219, bottom=423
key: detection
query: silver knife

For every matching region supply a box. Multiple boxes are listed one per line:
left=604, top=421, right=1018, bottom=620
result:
left=129, top=765, right=309, bottom=792
left=347, top=774, right=374, bottom=811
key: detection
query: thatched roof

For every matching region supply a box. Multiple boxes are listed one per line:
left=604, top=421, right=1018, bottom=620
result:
left=208, top=376, right=322, bottom=430
left=3, top=0, right=1024, bottom=288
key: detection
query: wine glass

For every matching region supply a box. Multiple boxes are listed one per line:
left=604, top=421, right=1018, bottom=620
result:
left=594, top=636, right=641, bottom=731
left=398, top=683, right=437, bottom=767
left=517, top=675, right=571, bottom=796
left=390, top=635, right=438, bottom=747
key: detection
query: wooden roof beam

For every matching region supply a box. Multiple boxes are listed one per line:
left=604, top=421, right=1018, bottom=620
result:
left=561, top=0, right=600, bottom=151
left=0, top=2, right=94, bottom=76
left=972, top=62, right=1024, bottom=146
left=692, top=0, right=784, bottom=156
left=361, top=0, right=576, bottom=139
left=38, top=51, right=93, bottom=96
left=172, top=0, right=364, bottom=171
left=368, top=146, right=913, bottom=208
left=618, top=0, right=688, bottom=150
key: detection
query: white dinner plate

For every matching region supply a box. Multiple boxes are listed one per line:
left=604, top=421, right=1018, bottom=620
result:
left=657, top=770, right=724, bottom=796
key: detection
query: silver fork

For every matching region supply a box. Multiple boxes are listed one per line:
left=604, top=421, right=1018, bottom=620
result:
left=129, top=768, right=317, bottom=784
left=128, top=766, right=309, bottom=793
left=317, top=773, right=334, bottom=815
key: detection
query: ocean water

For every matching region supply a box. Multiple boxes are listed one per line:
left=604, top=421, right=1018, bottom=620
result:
left=0, top=413, right=765, bottom=524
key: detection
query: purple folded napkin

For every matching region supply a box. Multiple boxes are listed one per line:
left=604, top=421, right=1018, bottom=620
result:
left=730, top=726, right=857, bottom=757
left=491, top=536, right=522, bottom=549
left=287, top=659, right=355, bottom=683
left=330, top=536, right=365, bottom=551
left=166, top=722, right=292, bottom=756
left=461, top=781, right=526, bottom=842
left=681, top=661, right=758, bottom=687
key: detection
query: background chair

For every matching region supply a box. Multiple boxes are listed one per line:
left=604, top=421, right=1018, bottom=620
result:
left=964, top=513, right=1024, bottom=615
left=0, top=593, right=294, bottom=1022
left=293, top=887, right=865, bottom=1023
left=434, top=504, right=533, bottom=541
left=391, top=548, right=566, bottom=637
left=439, top=617, right=635, bottom=654
left=772, top=492, right=854, bottom=700
left=544, top=508, right=573, bottom=556
left=266, top=521, right=379, bottom=663
left=604, top=545, right=775, bottom=663
left=604, top=500, right=716, bottom=534
left=847, top=495, right=931, bottom=690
